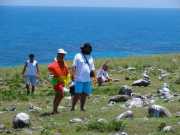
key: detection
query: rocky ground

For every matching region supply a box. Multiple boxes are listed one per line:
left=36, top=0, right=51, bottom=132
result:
left=0, top=54, right=180, bottom=135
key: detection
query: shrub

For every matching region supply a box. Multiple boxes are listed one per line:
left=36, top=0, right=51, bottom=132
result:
left=87, top=120, right=125, bottom=132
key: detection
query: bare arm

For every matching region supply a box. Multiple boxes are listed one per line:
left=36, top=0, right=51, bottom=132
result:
left=36, top=63, right=40, bottom=77
left=71, top=66, right=76, bottom=81
left=22, top=62, right=27, bottom=75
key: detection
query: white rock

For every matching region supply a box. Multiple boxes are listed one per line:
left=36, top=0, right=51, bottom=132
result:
left=0, top=123, right=5, bottom=130
left=0, top=111, right=5, bottom=114
left=126, top=98, right=144, bottom=108
left=97, top=118, right=108, bottom=124
left=69, top=118, right=83, bottom=123
left=148, top=105, right=172, bottom=117
left=108, top=101, right=116, bottom=106
left=163, top=126, right=174, bottom=132
left=127, top=67, right=136, bottom=71
left=112, top=131, right=128, bottom=135
left=115, top=110, right=133, bottom=121
left=143, top=70, right=150, bottom=79
left=176, top=112, right=180, bottom=117
left=64, top=96, right=71, bottom=100
left=5, top=105, right=16, bottom=112
left=28, top=104, right=42, bottom=112
left=13, top=112, right=30, bottom=128
left=132, top=78, right=150, bottom=87
left=158, top=69, right=170, bottom=80
left=23, top=128, right=33, bottom=135
left=58, top=106, right=66, bottom=109
left=158, top=83, right=173, bottom=100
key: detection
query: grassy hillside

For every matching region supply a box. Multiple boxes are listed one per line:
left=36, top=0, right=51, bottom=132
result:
left=0, top=54, right=180, bottom=135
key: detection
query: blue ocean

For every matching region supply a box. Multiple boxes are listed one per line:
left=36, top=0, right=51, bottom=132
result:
left=0, top=6, right=180, bottom=67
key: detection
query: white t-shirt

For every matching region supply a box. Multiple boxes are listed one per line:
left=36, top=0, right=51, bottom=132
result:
left=97, top=68, right=109, bottom=82
left=25, top=60, right=38, bottom=76
left=73, top=53, right=95, bottom=82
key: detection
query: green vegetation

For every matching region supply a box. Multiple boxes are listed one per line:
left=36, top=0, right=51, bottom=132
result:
left=0, top=54, right=180, bottom=135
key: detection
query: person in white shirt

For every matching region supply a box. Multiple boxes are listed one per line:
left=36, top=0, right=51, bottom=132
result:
left=71, top=43, right=95, bottom=111
left=97, top=64, right=111, bottom=86
left=22, top=54, right=39, bottom=95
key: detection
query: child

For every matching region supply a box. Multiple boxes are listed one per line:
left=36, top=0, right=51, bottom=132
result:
left=22, top=54, right=39, bottom=95
left=96, top=64, right=111, bottom=86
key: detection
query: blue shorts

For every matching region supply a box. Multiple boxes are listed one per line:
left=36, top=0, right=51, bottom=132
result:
left=25, top=75, right=37, bottom=86
left=75, top=81, right=92, bottom=95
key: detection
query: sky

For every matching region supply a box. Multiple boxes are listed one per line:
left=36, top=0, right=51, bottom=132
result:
left=0, top=0, right=180, bottom=8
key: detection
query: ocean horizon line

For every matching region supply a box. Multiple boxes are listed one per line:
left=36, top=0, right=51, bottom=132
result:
left=0, top=53, right=180, bottom=68
left=0, top=5, right=180, bottom=10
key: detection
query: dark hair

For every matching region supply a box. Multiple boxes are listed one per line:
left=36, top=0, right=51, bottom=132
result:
left=29, top=54, right=34, bottom=58
left=81, top=42, right=92, bottom=54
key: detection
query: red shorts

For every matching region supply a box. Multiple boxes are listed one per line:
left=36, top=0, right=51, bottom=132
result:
left=53, top=83, right=64, bottom=96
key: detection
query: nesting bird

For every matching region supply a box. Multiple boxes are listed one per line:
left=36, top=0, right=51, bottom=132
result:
left=132, top=70, right=151, bottom=87
left=157, top=83, right=173, bottom=100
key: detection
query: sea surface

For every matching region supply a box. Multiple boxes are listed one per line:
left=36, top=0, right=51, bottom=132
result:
left=0, top=6, right=180, bottom=67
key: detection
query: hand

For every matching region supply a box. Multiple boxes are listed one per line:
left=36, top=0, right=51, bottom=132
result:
left=22, top=73, right=25, bottom=78
left=36, top=74, right=40, bottom=79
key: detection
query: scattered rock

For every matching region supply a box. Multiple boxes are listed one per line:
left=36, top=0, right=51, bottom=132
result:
left=54, top=132, right=62, bottom=135
left=64, top=96, right=71, bottom=100
left=112, top=79, right=121, bottom=82
left=127, top=67, right=136, bottom=71
left=125, top=98, right=144, bottom=108
left=118, top=85, right=133, bottom=96
left=132, top=78, right=150, bottom=87
left=97, top=118, right=108, bottom=124
left=23, top=128, right=33, bottom=135
left=69, top=118, right=83, bottom=123
left=158, top=122, right=166, bottom=131
left=58, top=106, right=66, bottom=109
left=5, top=129, right=12, bottom=134
left=13, top=112, right=30, bottom=129
left=157, top=83, right=173, bottom=100
left=28, top=104, right=42, bottom=112
left=148, top=105, right=172, bottom=117
left=108, top=95, right=130, bottom=103
left=143, top=70, right=150, bottom=80
left=175, top=112, right=180, bottom=117
left=163, top=126, right=174, bottom=133
left=108, top=101, right=116, bottom=106
left=112, top=131, right=128, bottom=135
left=0, top=123, right=5, bottom=130
left=0, top=111, right=5, bottom=114
left=101, top=106, right=109, bottom=110
left=4, top=105, right=16, bottom=112
left=158, top=69, right=170, bottom=80
left=115, top=110, right=133, bottom=121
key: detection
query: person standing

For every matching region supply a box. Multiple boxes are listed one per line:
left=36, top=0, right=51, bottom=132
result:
left=48, top=49, right=70, bottom=114
left=22, top=54, right=40, bottom=95
left=71, top=43, right=95, bottom=111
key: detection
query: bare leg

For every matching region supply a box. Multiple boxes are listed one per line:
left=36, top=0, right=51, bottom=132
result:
left=26, top=84, right=30, bottom=95
left=31, top=85, right=35, bottom=95
left=97, top=77, right=103, bottom=86
left=52, top=92, right=64, bottom=114
left=71, top=94, right=80, bottom=111
left=80, top=93, right=87, bottom=111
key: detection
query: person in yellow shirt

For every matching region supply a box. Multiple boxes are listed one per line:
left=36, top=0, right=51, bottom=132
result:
left=48, top=49, right=70, bottom=114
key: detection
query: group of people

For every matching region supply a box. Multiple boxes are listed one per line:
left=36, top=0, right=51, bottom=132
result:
left=22, top=43, right=111, bottom=114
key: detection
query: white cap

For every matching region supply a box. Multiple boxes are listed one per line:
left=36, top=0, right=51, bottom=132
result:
left=57, top=48, right=67, bottom=54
